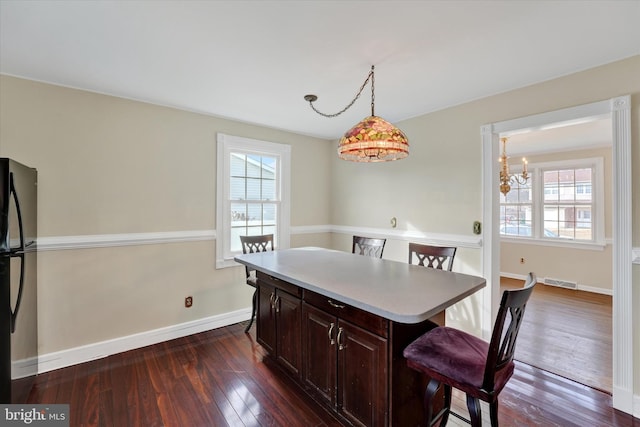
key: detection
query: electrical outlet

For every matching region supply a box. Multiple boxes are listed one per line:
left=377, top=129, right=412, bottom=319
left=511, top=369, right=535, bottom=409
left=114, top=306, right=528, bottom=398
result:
left=520, top=258, right=525, bottom=264
left=185, top=296, right=193, bottom=308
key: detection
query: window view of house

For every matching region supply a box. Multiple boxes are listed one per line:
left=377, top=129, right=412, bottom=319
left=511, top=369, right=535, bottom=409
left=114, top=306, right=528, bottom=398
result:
left=542, top=167, right=593, bottom=240
left=230, top=153, right=278, bottom=252
left=500, top=163, right=595, bottom=242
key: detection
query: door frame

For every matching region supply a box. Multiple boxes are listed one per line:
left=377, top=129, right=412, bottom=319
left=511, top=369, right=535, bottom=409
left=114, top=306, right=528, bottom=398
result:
left=480, top=95, right=632, bottom=413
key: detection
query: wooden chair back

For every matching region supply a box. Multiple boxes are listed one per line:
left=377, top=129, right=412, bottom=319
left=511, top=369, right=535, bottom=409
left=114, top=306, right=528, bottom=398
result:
left=483, top=272, right=536, bottom=392
left=239, top=234, right=274, bottom=280
left=352, top=235, right=387, bottom=258
left=408, top=243, right=457, bottom=271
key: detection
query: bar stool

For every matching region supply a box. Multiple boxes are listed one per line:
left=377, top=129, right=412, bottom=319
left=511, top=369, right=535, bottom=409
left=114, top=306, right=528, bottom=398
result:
left=239, top=234, right=274, bottom=333
left=403, top=273, right=537, bottom=426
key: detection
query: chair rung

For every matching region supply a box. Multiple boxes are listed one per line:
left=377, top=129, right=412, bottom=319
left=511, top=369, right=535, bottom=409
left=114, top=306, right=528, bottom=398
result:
left=449, top=411, right=471, bottom=424
left=428, top=407, right=450, bottom=427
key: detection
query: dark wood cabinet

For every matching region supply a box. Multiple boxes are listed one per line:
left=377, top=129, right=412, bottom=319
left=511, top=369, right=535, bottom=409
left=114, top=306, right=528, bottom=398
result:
left=256, top=273, right=302, bottom=378
left=256, top=271, right=443, bottom=426
left=256, top=281, right=276, bottom=354
left=275, top=290, right=301, bottom=376
left=302, top=303, right=336, bottom=406
left=336, top=319, right=387, bottom=427
left=302, top=294, right=388, bottom=427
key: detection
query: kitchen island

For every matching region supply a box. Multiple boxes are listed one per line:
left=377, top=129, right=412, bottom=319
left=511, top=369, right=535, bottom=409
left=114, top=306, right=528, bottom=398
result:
left=234, top=247, right=486, bottom=426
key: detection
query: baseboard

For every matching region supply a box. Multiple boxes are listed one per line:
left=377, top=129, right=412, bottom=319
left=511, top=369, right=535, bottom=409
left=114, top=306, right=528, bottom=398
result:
left=37, top=308, right=251, bottom=374
left=500, top=272, right=612, bottom=295
left=11, top=356, right=38, bottom=380
left=612, top=385, right=635, bottom=417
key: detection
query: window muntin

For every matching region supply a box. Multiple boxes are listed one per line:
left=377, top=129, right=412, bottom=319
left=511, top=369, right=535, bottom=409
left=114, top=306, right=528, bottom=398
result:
left=216, top=134, right=290, bottom=268
left=542, top=167, right=593, bottom=241
left=229, top=153, right=278, bottom=252
left=500, top=172, right=533, bottom=237
left=499, top=158, right=603, bottom=244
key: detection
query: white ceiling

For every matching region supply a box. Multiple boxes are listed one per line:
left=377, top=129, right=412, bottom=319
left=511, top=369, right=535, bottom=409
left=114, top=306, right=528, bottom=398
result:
left=1, top=1, right=638, bottom=141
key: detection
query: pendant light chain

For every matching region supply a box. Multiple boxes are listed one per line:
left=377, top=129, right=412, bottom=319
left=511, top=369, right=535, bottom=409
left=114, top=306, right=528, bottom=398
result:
left=306, top=66, right=375, bottom=118
left=370, top=65, right=375, bottom=116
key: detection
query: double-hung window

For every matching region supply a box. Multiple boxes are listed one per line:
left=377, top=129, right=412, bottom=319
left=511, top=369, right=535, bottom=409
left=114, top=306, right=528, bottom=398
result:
left=500, top=157, right=604, bottom=246
left=216, top=134, right=290, bottom=268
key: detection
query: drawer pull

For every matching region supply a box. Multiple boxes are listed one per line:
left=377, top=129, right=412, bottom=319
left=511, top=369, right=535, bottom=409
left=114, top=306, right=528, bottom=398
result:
left=328, top=322, right=335, bottom=345
left=328, top=299, right=345, bottom=309
left=274, top=295, right=280, bottom=313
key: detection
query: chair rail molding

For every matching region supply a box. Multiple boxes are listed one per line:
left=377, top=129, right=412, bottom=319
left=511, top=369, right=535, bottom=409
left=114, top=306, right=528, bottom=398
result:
left=37, top=230, right=216, bottom=251
left=36, top=225, right=481, bottom=251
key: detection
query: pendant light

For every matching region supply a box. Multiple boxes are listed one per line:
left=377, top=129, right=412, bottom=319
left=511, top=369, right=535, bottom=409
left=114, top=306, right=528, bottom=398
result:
left=304, top=65, right=409, bottom=162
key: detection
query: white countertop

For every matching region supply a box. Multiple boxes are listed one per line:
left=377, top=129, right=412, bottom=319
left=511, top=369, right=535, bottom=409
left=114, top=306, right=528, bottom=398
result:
left=234, top=247, right=486, bottom=324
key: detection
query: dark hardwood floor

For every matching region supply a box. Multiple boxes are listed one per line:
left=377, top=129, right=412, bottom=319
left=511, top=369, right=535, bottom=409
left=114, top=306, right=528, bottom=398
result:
left=26, top=321, right=637, bottom=427
left=502, top=277, right=612, bottom=393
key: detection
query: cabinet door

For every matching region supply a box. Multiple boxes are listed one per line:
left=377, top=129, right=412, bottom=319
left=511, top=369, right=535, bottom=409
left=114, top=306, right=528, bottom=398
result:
left=302, top=303, right=336, bottom=406
left=276, top=290, right=302, bottom=377
left=256, top=283, right=276, bottom=354
left=337, top=320, right=388, bottom=427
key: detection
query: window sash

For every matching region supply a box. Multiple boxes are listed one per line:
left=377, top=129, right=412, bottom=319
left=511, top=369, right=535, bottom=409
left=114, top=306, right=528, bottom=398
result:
left=499, top=158, right=603, bottom=244
left=216, top=134, right=291, bottom=269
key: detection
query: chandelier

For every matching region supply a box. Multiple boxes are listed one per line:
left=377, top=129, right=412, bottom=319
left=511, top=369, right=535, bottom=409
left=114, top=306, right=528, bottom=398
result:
left=304, top=65, right=409, bottom=162
left=499, top=137, right=529, bottom=196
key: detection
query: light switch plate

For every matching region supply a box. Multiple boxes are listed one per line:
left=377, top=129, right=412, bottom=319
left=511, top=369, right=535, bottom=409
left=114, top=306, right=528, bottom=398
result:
left=473, top=221, right=482, bottom=235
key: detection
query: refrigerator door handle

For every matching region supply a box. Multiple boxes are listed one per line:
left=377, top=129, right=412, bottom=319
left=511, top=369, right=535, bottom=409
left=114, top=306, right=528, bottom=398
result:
left=9, top=173, right=26, bottom=252
left=9, top=172, right=26, bottom=333
left=10, top=253, right=25, bottom=334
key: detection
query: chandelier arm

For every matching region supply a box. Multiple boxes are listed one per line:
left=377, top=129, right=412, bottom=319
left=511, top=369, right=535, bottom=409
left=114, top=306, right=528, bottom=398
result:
left=306, top=66, right=375, bottom=118
left=512, top=174, right=529, bottom=185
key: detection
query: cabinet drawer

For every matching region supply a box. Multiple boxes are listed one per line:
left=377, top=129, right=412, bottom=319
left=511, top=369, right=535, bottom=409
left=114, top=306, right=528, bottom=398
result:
left=304, top=289, right=388, bottom=338
left=257, top=271, right=302, bottom=298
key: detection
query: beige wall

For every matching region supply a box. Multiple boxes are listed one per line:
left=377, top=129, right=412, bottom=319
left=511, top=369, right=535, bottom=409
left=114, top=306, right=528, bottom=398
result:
left=0, top=75, right=333, bottom=354
left=501, top=147, right=613, bottom=292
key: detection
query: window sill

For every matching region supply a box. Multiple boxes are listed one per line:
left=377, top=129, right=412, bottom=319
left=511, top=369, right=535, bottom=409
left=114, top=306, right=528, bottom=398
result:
left=499, top=236, right=608, bottom=251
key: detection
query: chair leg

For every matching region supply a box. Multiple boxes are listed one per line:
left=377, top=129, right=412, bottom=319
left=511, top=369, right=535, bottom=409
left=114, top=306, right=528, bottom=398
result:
left=466, top=394, right=482, bottom=427
left=489, top=401, right=499, bottom=427
left=439, top=384, right=452, bottom=427
left=424, top=378, right=450, bottom=427
left=244, top=289, right=257, bottom=333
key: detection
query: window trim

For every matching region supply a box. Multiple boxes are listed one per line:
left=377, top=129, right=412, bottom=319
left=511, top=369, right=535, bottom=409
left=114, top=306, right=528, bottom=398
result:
left=216, top=133, right=291, bottom=269
left=500, top=157, right=605, bottom=249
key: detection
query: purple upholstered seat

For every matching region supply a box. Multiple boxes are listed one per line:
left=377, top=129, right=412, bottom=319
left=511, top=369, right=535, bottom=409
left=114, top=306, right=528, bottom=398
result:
left=403, top=326, right=514, bottom=401
left=402, top=272, right=537, bottom=427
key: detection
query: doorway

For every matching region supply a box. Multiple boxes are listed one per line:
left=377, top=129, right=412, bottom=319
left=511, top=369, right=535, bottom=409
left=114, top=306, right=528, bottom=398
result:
left=497, top=118, right=613, bottom=392
left=480, top=96, right=632, bottom=414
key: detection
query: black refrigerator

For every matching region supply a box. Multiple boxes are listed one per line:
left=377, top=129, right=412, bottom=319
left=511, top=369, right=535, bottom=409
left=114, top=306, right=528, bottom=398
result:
left=0, top=158, right=37, bottom=403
